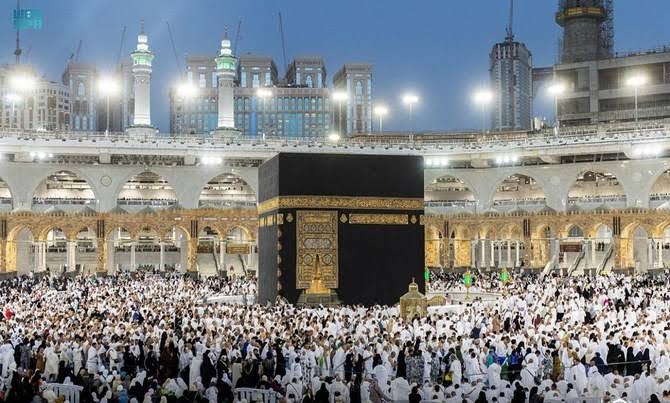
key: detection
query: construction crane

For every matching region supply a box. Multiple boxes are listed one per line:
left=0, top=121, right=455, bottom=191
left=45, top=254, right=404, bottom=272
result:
left=505, top=0, right=514, bottom=41
left=115, top=26, right=127, bottom=66
left=278, top=12, right=288, bottom=75
left=75, top=40, right=83, bottom=62
left=233, top=19, right=242, bottom=55
left=166, top=21, right=184, bottom=75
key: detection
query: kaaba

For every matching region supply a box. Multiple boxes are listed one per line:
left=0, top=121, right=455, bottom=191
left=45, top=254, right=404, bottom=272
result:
left=257, top=153, right=425, bottom=306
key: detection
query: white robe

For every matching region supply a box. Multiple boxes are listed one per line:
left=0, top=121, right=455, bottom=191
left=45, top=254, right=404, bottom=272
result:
left=86, top=346, right=98, bottom=374
left=190, top=355, right=203, bottom=387
left=44, top=347, right=60, bottom=381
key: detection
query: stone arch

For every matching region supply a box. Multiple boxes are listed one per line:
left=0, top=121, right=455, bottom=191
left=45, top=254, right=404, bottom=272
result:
left=0, top=176, right=13, bottom=211
left=38, top=226, right=66, bottom=242
left=116, top=171, right=178, bottom=210
left=225, top=225, right=251, bottom=242
left=531, top=222, right=556, bottom=268
left=6, top=225, right=35, bottom=273
left=499, top=223, right=523, bottom=240
left=620, top=222, right=651, bottom=269
left=199, top=172, right=257, bottom=209
left=590, top=223, right=613, bottom=241
left=493, top=173, right=546, bottom=211
left=567, top=170, right=627, bottom=210
left=106, top=226, right=133, bottom=242
left=566, top=224, right=585, bottom=239
left=449, top=224, right=471, bottom=268
left=649, top=168, right=670, bottom=208
left=31, top=170, right=98, bottom=212
left=425, top=225, right=442, bottom=268
left=425, top=174, right=476, bottom=213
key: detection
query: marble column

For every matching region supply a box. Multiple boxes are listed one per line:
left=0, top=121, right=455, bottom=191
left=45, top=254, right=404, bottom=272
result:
left=67, top=240, right=76, bottom=272
left=515, top=241, right=520, bottom=268
left=507, top=241, right=512, bottom=268
left=219, top=241, right=226, bottom=271
left=130, top=243, right=136, bottom=271
left=159, top=243, right=164, bottom=271
left=490, top=241, right=495, bottom=268
left=480, top=239, right=486, bottom=268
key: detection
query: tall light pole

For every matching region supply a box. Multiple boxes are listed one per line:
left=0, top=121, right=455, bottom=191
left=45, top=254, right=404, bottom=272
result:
left=256, top=88, right=273, bottom=141
left=5, top=94, right=20, bottom=130
left=332, top=91, right=348, bottom=135
left=8, top=73, right=36, bottom=130
left=373, top=105, right=388, bottom=133
left=626, top=75, right=648, bottom=125
left=402, top=93, right=419, bottom=136
left=98, top=76, right=120, bottom=135
left=472, top=89, right=494, bottom=135
left=548, top=82, right=566, bottom=136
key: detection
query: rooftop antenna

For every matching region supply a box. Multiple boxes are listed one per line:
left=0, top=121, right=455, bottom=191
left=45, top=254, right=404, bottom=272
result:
left=505, top=0, right=514, bottom=42
left=14, top=0, right=21, bottom=64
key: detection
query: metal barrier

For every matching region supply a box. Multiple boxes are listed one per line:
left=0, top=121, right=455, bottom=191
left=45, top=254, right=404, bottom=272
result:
left=46, top=383, right=83, bottom=403
left=234, top=388, right=278, bottom=403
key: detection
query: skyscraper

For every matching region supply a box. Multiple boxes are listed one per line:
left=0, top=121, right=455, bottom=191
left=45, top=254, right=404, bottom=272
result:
left=61, top=63, right=97, bottom=131
left=489, top=0, right=532, bottom=131
left=333, top=64, right=373, bottom=136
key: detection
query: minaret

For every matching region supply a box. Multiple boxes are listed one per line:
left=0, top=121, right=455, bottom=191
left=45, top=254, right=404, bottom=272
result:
left=130, top=22, right=154, bottom=130
left=214, top=29, right=238, bottom=135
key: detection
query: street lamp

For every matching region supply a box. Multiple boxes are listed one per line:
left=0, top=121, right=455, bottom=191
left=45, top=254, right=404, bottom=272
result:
left=256, top=88, right=273, bottom=141
left=176, top=81, right=198, bottom=99
left=402, top=93, right=419, bottom=136
left=327, top=132, right=341, bottom=143
left=547, top=82, right=566, bottom=136
left=9, top=74, right=36, bottom=92
left=626, top=74, right=648, bottom=124
left=332, top=91, right=348, bottom=134
left=98, top=76, right=120, bottom=135
left=373, top=105, right=388, bottom=133
left=472, top=89, right=494, bottom=135
left=174, top=81, right=198, bottom=135
left=5, top=93, right=21, bottom=129
left=8, top=74, right=36, bottom=130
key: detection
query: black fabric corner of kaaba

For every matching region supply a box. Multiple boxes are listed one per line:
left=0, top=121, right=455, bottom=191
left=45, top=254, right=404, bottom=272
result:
left=258, top=153, right=425, bottom=307
left=274, top=153, right=424, bottom=197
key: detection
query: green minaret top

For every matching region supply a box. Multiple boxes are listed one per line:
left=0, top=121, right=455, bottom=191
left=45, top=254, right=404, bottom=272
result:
left=215, top=29, right=236, bottom=72
left=131, top=21, right=154, bottom=67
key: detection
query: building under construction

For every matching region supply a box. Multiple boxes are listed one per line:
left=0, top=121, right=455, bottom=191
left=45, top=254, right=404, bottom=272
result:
left=557, top=0, right=614, bottom=64
left=554, top=0, right=670, bottom=126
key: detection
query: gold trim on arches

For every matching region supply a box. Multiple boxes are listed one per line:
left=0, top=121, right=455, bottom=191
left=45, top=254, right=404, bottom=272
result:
left=258, top=196, right=424, bottom=215
left=348, top=214, right=409, bottom=225
left=0, top=208, right=258, bottom=274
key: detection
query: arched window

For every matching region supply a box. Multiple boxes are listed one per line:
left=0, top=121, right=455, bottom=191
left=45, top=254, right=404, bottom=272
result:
left=568, top=226, right=584, bottom=238
left=77, top=82, right=85, bottom=97
left=305, top=75, right=313, bottom=88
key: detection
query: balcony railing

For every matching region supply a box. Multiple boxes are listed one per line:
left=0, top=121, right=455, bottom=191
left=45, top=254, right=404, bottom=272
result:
left=0, top=118, right=668, bottom=155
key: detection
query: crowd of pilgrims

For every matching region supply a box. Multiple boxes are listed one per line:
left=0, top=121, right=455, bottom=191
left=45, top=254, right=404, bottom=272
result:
left=0, top=271, right=669, bottom=403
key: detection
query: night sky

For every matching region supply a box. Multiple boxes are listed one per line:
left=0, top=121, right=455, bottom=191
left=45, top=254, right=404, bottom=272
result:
left=0, top=0, right=667, bottom=133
